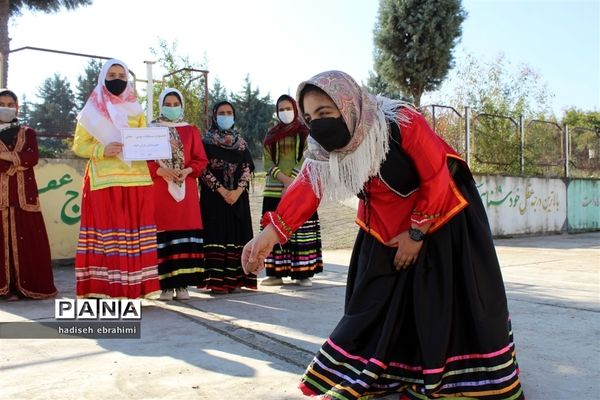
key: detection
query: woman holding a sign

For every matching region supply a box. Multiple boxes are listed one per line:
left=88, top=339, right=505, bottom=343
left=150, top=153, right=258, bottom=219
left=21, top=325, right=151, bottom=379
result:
left=149, top=88, right=208, bottom=301
left=199, top=101, right=256, bottom=294
left=72, top=59, right=160, bottom=299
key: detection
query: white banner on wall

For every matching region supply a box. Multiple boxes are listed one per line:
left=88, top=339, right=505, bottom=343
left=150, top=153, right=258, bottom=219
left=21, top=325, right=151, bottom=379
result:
left=475, top=176, right=567, bottom=235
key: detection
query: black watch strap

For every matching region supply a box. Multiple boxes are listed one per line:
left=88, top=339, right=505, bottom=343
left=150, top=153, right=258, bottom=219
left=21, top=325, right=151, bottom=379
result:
left=408, top=228, right=426, bottom=242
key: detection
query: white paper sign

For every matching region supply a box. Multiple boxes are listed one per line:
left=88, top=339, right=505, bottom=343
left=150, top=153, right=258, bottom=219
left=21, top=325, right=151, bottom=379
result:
left=121, top=127, right=172, bottom=161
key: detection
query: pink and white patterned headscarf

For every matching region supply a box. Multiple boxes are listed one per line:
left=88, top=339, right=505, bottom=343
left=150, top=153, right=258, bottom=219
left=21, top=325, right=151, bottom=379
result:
left=296, top=70, right=413, bottom=200
left=77, top=59, right=143, bottom=146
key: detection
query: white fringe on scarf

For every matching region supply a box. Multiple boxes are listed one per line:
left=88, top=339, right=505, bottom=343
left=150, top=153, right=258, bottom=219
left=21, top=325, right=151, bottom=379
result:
left=303, top=96, right=415, bottom=202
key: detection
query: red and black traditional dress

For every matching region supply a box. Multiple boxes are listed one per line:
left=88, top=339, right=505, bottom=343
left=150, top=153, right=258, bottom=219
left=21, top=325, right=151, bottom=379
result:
left=0, top=123, right=57, bottom=299
left=199, top=101, right=256, bottom=292
left=149, top=108, right=208, bottom=290
left=261, top=95, right=322, bottom=280
left=263, top=71, right=524, bottom=399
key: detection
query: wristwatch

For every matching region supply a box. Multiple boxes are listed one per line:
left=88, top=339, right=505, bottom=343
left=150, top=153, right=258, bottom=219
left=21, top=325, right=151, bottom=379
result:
left=408, top=228, right=426, bottom=242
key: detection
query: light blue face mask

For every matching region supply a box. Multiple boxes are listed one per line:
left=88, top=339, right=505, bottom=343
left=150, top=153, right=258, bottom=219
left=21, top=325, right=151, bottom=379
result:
left=162, top=106, right=182, bottom=121
left=216, top=115, right=234, bottom=130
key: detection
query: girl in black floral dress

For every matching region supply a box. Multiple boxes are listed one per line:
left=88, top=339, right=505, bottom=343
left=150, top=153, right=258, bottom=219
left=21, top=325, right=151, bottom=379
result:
left=199, top=101, right=256, bottom=293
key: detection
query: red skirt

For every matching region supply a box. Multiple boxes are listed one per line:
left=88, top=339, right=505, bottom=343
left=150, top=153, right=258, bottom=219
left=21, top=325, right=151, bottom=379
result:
left=75, top=176, right=160, bottom=298
left=0, top=207, right=57, bottom=299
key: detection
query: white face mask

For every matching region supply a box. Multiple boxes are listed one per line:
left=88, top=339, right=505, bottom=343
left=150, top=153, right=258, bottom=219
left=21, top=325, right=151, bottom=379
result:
left=278, top=110, right=295, bottom=124
left=0, top=106, right=16, bottom=123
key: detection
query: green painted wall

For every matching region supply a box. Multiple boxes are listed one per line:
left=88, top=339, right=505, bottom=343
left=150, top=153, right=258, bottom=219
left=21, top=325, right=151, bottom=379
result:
left=567, top=180, right=600, bottom=231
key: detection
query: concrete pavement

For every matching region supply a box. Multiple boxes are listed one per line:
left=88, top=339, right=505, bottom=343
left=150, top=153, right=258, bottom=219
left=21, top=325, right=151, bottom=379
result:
left=1, top=231, right=599, bottom=400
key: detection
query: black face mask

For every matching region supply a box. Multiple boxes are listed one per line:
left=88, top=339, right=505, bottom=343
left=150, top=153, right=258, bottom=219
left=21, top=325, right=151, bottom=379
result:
left=309, top=117, right=352, bottom=152
left=105, top=79, right=128, bottom=96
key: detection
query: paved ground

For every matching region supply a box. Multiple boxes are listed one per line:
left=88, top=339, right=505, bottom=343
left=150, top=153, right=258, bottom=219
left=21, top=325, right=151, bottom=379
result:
left=248, top=175, right=358, bottom=249
left=2, top=178, right=599, bottom=399
left=1, top=230, right=599, bottom=400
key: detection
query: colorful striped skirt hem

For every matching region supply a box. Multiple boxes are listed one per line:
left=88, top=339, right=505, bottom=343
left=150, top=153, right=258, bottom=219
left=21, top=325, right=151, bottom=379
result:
left=300, top=327, right=523, bottom=399
left=157, top=229, right=204, bottom=289
left=199, top=243, right=257, bottom=291
left=262, top=197, right=323, bottom=279
left=75, top=178, right=160, bottom=298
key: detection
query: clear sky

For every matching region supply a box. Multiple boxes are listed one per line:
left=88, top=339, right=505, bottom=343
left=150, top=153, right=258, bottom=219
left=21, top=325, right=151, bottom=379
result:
left=5, top=0, right=599, bottom=117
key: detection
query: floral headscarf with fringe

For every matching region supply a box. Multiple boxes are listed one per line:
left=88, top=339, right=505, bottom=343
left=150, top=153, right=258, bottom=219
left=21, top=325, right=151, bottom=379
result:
left=296, top=70, right=414, bottom=201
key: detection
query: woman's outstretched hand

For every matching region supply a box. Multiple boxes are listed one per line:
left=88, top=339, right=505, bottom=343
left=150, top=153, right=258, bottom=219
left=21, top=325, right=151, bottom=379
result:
left=242, top=224, right=280, bottom=275
left=385, top=230, right=423, bottom=270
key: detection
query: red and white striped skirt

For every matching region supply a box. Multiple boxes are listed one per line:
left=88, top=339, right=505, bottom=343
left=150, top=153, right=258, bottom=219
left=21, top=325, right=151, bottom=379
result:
left=75, top=176, right=160, bottom=298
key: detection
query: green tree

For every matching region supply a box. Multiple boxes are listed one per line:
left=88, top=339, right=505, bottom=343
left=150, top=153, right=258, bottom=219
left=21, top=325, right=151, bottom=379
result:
left=562, top=108, right=600, bottom=175
left=1, top=0, right=93, bottom=87
left=28, top=73, right=77, bottom=157
left=18, top=92, right=31, bottom=124
left=209, top=77, right=229, bottom=113
left=430, top=53, right=556, bottom=175
left=230, top=75, right=274, bottom=158
left=149, top=39, right=209, bottom=131
left=365, top=69, right=404, bottom=99
left=446, top=53, right=553, bottom=118
left=562, top=109, right=600, bottom=133
left=373, top=0, right=466, bottom=107
left=75, top=58, right=102, bottom=109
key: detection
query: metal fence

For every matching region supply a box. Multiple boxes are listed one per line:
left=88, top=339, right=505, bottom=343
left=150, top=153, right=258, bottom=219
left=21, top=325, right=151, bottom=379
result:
left=419, top=105, right=599, bottom=178
left=36, top=104, right=600, bottom=179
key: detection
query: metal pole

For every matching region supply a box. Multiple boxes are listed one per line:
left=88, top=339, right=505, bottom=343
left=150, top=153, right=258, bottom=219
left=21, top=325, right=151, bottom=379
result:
left=432, top=106, right=436, bottom=132
left=519, top=115, right=525, bottom=175
left=204, top=71, right=209, bottom=132
left=0, top=52, right=4, bottom=88
left=564, top=124, right=570, bottom=178
left=144, top=61, right=155, bottom=124
left=464, top=106, right=470, bottom=166
left=8, top=46, right=142, bottom=81
left=9, top=46, right=112, bottom=61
